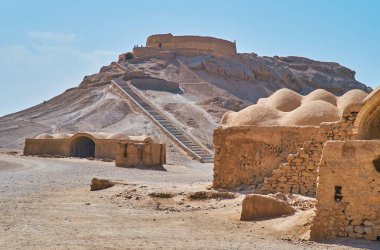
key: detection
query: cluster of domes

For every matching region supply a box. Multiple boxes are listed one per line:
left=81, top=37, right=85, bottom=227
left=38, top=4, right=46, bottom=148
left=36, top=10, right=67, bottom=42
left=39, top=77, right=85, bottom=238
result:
left=220, top=88, right=368, bottom=127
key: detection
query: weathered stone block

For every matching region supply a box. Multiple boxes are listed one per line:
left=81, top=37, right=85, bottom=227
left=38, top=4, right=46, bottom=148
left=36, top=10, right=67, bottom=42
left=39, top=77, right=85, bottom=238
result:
left=240, top=194, right=296, bottom=221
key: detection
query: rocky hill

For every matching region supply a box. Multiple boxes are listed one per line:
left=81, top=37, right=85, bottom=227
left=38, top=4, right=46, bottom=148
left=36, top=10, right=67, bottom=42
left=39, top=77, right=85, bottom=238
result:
left=0, top=40, right=371, bottom=161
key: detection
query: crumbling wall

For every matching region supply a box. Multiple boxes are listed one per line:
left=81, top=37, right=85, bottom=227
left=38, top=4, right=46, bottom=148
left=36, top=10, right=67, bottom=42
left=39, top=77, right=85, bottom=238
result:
left=261, top=111, right=358, bottom=196
left=319, top=111, right=359, bottom=141
left=212, top=126, right=319, bottom=189
left=146, top=33, right=237, bottom=59
left=261, top=138, right=323, bottom=196
left=310, top=140, right=380, bottom=241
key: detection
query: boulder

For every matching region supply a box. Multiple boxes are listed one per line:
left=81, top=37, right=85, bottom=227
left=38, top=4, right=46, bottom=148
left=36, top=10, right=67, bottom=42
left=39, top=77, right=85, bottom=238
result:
left=240, top=194, right=296, bottom=221
left=90, top=178, right=115, bottom=191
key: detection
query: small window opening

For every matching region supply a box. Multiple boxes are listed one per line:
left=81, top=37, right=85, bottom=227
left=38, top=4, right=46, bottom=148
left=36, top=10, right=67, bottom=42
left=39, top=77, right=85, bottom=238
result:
left=335, top=186, right=343, bottom=202
left=372, top=157, right=380, bottom=172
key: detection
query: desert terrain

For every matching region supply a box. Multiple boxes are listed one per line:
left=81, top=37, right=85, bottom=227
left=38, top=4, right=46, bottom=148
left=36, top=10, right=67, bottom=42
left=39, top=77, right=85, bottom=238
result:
left=0, top=35, right=378, bottom=249
left=1, top=151, right=378, bottom=249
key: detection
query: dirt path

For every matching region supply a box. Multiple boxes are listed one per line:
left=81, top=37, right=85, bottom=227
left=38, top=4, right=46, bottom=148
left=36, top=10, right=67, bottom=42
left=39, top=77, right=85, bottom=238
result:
left=0, top=155, right=378, bottom=249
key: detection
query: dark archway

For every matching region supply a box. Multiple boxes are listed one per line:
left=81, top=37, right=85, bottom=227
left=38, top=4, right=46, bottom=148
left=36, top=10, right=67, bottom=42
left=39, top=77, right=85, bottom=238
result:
left=70, top=136, right=95, bottom=158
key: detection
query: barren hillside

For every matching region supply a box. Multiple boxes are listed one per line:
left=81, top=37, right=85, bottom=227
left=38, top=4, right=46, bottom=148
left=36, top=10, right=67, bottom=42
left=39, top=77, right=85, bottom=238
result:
left=0, top=50, right=371, bottom=159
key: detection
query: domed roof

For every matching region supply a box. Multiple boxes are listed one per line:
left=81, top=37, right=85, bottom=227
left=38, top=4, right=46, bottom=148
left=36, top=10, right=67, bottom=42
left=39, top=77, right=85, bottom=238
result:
left=220, top=88, right=368, bottom=127
left=35, top=133, right=54, bottom=139
left=264, top=88, right=302, bottom=112
left=53, top=133, right=73, bottom=139
left=282, top=100, right=340, bottom=126
left=220, top=105, right=281, bottom=126
left=107, top=133, right=131, bottom=140
left=337, top=89, right=368, bottom=111
left=302, top=89, right=337, bottom=105
left=128, top=136, right=153, bottom=143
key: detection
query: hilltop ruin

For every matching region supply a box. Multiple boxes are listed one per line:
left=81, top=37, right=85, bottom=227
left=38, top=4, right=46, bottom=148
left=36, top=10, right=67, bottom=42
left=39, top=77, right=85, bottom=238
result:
left=122, top=33, right=237, bottom=60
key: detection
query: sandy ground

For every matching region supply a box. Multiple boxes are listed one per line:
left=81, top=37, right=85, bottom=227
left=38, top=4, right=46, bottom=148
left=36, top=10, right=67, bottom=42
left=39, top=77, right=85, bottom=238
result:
left=1, top=153, right=378, bottom=249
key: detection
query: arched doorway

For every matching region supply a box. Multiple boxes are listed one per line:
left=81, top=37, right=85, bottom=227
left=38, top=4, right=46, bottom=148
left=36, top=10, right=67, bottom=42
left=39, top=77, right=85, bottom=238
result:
left=70, top=136, right=95, bottom=158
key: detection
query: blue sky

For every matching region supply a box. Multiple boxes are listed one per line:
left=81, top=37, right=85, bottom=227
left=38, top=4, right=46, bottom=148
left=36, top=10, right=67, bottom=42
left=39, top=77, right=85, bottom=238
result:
left=0, top=0, right=379, bottom=116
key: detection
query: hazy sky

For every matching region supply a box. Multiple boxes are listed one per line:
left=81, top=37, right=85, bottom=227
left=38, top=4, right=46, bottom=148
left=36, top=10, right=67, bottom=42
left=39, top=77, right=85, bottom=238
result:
left=0, top=0, right=379, bottom=116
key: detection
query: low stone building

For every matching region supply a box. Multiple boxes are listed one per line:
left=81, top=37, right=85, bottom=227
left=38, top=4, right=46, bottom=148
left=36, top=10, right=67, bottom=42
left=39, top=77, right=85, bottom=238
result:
left=214, top=87, right=380, bottom=241
left=213, top=88, right=368, bottom=191
left=24, top=132, right=166, bottom=167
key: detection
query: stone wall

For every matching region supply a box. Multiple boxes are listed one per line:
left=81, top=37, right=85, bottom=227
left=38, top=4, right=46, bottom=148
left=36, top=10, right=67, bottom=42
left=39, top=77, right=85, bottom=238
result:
left=261, top=111, right=359, bottom=196
left=24, top=138, right=70, bottom=156
left=94, top=140, right=119, bottom=159
left=310, top=140, right=380, bottom=241
left=212, top=126, right=319, bottom=189
left=115, top=142, right=166, bottom=167
left=261, top=138, right=323, bottom=196
left=319, top=111, right=358, bottom=141
left=132, top=47, right=161, bottom=58
left=146, top=33, right=237, bottom=59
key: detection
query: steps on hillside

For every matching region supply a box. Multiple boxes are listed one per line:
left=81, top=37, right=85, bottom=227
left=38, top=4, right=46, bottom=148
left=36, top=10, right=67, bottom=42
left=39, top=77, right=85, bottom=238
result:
left=113, top=62, right=138, bottom=73
left=112, top=78, right=214, bottom=163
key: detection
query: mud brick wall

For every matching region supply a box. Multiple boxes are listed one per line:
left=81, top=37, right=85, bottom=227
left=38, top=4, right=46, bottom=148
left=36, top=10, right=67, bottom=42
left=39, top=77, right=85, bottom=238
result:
left=310, top=140, right=380, bottom=241
left=261, top=112, right=358, bottom=196
left=261, top=138, right=323, bottom=196
left=212, top=126, right=319, bottom=189
left=319, top=112, right=359, bottom=141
